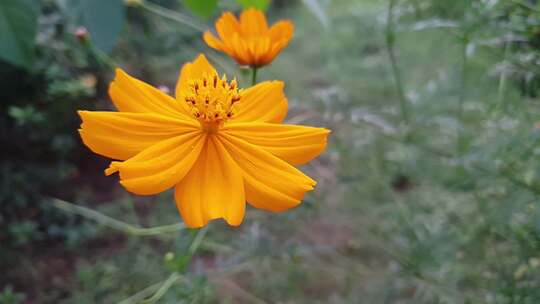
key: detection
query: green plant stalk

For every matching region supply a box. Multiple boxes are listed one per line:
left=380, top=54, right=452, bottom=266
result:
left=457, top=34, right=468, bottom=154
left=51, top=198, right=186, bottom=236
left=385, top=0, right=410, bottom=125
left=188, top=226, right=209, bottom=255
left=251, top=67, right=258, bottom=86
left=79, top=37, right=116, bottom=70
left=89, top=44, right=116, bottom=71
left=121, top=227, right=208, bottom=303
left=118, top=281, right=164, bottom=304
left=496, top=42, right=510, bottom=112
left=140, top=1, right=206, bottom=33
left=510, top=0, right=540, bottom=13
left=140, top=272, right=183, bottom=304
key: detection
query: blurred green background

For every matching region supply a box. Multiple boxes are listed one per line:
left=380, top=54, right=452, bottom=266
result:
left=2, top=0, right=540, bottom=303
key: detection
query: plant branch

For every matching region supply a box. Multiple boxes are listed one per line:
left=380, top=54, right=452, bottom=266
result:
left=385, top=0, right=410, bottom=124
left=51, top=198, right=186, bottom=236
left=457, top=33, right=469, bottom=154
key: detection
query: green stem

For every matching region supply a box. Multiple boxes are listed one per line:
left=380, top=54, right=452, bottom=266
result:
left=79, top=38, right=116, bottom=70
left=140, top=1, right=205, bottom=33
left=118, top=281, right=165, bottom=304
left=457, top=34, right=468, bottom=154
left=251, top=67, right=258, bottom=86
left=51, top=198, right=186, bottom=236
left=385, top=0, right=409, bottom=125
left=139, top=272, right=183, bottom=304
left=510, top=0, right=540, bottom=13
left=119, top=272, right=187, bottom=304
left=188, top=226, right=209, bottom=255
left=119, top=227, right=209, bottom=303
left=495, top=42, right=510, bottom=113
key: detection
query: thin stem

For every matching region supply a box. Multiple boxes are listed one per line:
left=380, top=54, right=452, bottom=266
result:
left=140, top=1, right=206, bottom=33
left=385, top=0, right=410, bottom=124
left=496, top=42, right=510, bottom=113
left=119, top=272, right=187, bottom=304
left=139, top=272, right=183, bottom=304
left=91, top=46, right=116, bottom=71
left=457, top=33, right=469, bottom=154
left=119, top=227, right=208, bottom=303
left=188, top=226, right=209, bottom=255
left=510, top=0, right=540, bottom=13
left=251, top=67, right=258, bottom=86
left=79, top=38, right=116, bottom=70
left=51, top=198, right=186, bottom=236
left=118, top=282, right=163, bottom=304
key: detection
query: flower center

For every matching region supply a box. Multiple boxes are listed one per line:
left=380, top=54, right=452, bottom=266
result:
left=184, top=72, right=241, bottom=133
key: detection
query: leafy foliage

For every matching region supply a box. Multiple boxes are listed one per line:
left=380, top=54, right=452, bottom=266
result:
left=184, top=0, right=218, bottom=18
left=0, top=0, right=40, bottom=68
left=237, top=0, right=270, bottom=11
left=80, top=0, right=125, bottom=53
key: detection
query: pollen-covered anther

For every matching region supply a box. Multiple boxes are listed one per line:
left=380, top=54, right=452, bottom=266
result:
left=184, top=72, right=242, bottom=131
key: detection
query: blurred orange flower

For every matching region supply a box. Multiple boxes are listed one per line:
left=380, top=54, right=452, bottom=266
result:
left=203, top=8, right=294, bottom=68
left=78, top=54, right=329, bottom=228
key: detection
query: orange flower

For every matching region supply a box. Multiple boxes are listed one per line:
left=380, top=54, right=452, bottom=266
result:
left=78, top=54, right=329, bottom=228
left=203, top=8, right=294, bottom=67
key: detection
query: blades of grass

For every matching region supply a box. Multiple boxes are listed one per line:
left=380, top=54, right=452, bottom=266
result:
left=51, top=198, right=186, bottom=236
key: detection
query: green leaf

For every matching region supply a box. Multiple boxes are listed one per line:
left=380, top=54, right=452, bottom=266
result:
left=237, top=0, right=270, bottom=11
left=80, top=0, right=125, bottom=53
left=184, top=0, right=218, bottom=18
left=0, top=0, right=40, bottom=69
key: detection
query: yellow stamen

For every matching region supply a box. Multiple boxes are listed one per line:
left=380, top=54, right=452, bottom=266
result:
left=184, top=72, right=241, bottom=133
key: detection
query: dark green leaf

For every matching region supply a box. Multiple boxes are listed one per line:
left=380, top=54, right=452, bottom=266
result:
left=237, top=0, right=270, bottom=11
left=184, top=0, right=218, bottom=18
left=0, top=0, right=40, bottom=69
left=80, top=0, right=125, bottom=53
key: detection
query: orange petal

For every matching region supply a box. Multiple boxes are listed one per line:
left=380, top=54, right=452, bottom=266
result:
left=260, top=40, right=288, bottom=65
left=268, top=20, right=294, bottom=44
left=232, top=81, right=288, bottom=123
left=78, top=111, right=198, bottom=160
left=176, top=54, right=218, bottom=98
left=219, top=133, right=316, bottom=212
left=240, top=8, right=268, bottom=37
left=247, top=37, right=271, bottom=66
left=175, top=136, right=245, bottom=228
left=215, top=12, right=241, bottom=42
left=223, top=122, right=330, bottom=165
left=203, top=31, right=225, bottom=51
left=116, top=133, right=206, bottom=195
left=109, top=69, right=192, bottom=119
left=228, top=33, right=250, bottom=65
